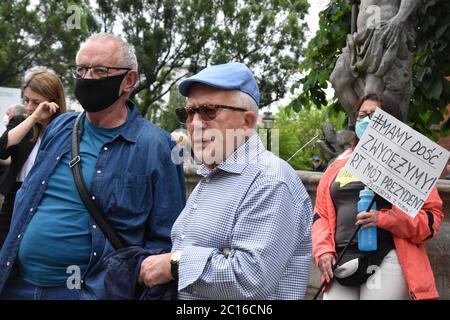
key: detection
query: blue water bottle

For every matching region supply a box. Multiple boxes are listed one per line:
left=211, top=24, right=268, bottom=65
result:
left=357, top=188, right=377, bottom=251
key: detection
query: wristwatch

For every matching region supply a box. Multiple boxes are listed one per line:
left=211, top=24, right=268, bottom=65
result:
left=170, top=251, right=182, bottom=280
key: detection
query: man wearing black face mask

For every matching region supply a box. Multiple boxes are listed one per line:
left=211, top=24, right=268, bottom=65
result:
left=0, top=33, right=186, bottom=300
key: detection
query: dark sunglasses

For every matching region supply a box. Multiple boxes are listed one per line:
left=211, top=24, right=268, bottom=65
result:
left=175, top=104, right=247, bottom=123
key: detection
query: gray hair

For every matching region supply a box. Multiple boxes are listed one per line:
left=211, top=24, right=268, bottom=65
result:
left=81, top=33, right=138, bottom=71
left=9, top=104, right=27, bottom=117
left=237, top=91, right=259, bottom=127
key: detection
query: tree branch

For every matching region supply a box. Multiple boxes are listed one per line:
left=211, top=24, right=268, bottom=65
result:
left=147, top=72, right=190, bottom=105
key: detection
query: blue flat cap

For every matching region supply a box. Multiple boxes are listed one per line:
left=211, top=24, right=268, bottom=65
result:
left=312, top=155, right=321, bottom=161
left=179, top=62, right=260, bottom=106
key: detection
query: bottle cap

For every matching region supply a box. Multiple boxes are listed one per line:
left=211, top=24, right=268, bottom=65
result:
left=359, top=188, right=374, bottom=198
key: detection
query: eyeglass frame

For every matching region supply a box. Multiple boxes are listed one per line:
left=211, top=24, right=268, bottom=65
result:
left=356, top=111, right=376, bottom=121
left=70, top=65, right=131, bottom=79
left=175, top=104, right=248, bottom=124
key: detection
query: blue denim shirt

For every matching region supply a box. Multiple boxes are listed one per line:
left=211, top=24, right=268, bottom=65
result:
left=0, top=101, right=186, bottom=299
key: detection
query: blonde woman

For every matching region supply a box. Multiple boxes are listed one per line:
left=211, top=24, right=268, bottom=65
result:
left=0, top=67, right=66, bottom=247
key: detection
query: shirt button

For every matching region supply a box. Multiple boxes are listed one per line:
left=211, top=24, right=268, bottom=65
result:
left=97, top=170, right=101, bottom=174
left=56, top=157, right=60, bottom=161
left=17, top=234, right=21, bottom=239
left=41, top=180, right=46, bottom=185
left=192, top=203, right=198, bottom=209
left=104, top=147, right=108, bottom=151
left=181, top=234, right=185, bottom=240
left=92, top=196, right=96, bottom=200
left=81, top=279, right=84, bottom=284
left=30, top=208, right=34, bottom=212
left=93, top=252, right=97, bottom=256
left=6, top=261, right=10, bottom=267
left=93, top=225, right=97, bottom=229
left=205, top=178, right=211, bottom=183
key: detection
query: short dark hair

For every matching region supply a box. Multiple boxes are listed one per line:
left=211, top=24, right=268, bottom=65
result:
left=355, top=93, right=403, bottom=122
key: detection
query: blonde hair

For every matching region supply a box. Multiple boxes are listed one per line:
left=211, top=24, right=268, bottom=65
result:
left=22, top=67, right=67, bottom=141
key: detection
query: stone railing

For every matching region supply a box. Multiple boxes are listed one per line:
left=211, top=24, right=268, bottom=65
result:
left=184, top=165, right=450, bottom=300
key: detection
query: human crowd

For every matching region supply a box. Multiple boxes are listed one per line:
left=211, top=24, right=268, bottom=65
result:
left=0, top=33, right=444, bottom=300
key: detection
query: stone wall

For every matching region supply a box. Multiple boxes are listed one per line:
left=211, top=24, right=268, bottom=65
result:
left=184, top=165, right=450, bottom=300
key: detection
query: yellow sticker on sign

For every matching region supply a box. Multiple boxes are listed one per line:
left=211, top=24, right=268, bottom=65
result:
left=335, top=167, right=360, bottom=187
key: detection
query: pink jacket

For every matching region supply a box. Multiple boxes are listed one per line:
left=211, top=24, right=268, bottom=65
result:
left=312, top=149, right=444, bottom=299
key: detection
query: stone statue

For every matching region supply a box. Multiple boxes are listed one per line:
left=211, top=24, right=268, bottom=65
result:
left=316, top=123, right=355, bottom=165
left=330, top=0, right=419, bottom=126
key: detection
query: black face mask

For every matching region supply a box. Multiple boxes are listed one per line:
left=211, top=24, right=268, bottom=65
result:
left=74, top=72, right=128, bottom=112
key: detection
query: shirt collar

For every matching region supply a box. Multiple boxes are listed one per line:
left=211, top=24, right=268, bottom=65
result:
left=116, top=100, right=141, bottom=143
left=73, top=100, right=141, bottom=144
left=197, top=133, right=266, bottom=177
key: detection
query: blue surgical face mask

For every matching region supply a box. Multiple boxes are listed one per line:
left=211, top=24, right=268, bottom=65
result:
left=355, top=116, right=370, bottom=139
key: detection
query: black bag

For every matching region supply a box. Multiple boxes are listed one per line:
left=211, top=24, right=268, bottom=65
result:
left=103, top=246, right=177, bottom=300
left=333, top=243, right=393, bottom=287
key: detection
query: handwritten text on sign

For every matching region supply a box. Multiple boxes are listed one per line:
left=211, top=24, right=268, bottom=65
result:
left=345, top=108, right=449, bottom=218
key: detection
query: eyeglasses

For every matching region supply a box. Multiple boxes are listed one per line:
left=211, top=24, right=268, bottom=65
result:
left=356, top=111, right=375, bottom=120
left=71, top=65, right=131, bottom=79
left=175, top=104, right=248, bottom=123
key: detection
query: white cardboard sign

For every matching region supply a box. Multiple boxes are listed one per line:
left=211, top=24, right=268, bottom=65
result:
left=345, top=108, right=450, bottom=218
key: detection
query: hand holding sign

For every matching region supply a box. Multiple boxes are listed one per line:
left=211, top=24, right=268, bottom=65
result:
left=345, top=108, right=450, bottom=218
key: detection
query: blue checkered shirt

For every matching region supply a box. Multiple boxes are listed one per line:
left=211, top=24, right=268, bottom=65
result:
left=171, top=134, right=313, bottom=300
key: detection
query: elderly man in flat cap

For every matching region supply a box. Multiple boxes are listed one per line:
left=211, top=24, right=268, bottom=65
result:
left=139, top=62, right=313, bottom=300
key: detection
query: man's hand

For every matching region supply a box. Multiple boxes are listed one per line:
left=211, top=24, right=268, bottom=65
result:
left=355, top=210, right=379, bottom=228
left=139, top=253, right=173, bottom=287
left=317, top=253, right=336, bottom=283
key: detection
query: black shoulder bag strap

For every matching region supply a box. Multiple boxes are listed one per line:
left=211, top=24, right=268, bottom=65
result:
left=70, top=113, right=126, bottom=250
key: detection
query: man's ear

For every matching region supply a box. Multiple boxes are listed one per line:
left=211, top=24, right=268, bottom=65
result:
left=122, top=70, right=138, bottom=93
left=243, top=111, right=257, bottom=129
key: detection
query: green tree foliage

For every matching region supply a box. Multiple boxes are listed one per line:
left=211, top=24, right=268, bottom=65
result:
left=0, top=0, right=97, bottom=88
left=289, top=1, right=351, bottom=113
left=275, top=104, right=346, bottom=170
left=412, top=0, right=450, bottom=135
left=291, top=0, right=450, bottom=138
left=95, top=0, right=309, bottom=114
left=159, top=87, right=185, bottom=133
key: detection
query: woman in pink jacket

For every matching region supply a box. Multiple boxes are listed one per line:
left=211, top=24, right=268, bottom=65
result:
left=312, top=93, right=444, bottom=300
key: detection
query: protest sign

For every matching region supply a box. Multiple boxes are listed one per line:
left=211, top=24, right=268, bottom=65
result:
left=345, top=108, right=450, bottom=218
